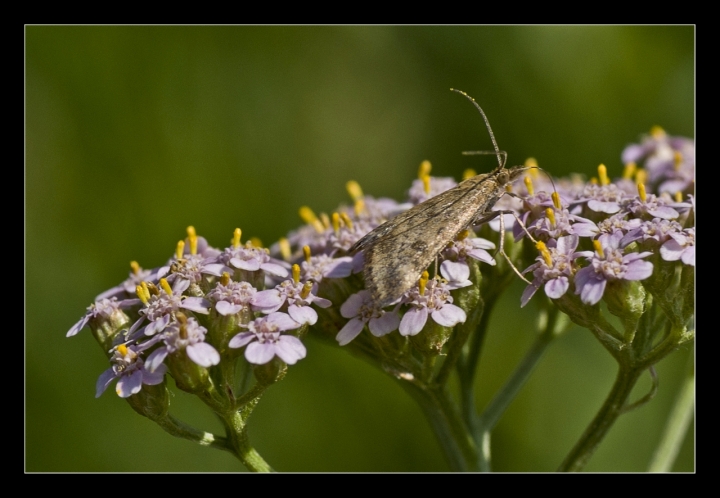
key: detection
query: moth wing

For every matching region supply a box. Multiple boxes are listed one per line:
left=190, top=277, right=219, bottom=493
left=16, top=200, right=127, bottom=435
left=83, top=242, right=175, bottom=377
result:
left=358, top=175, right=497, bottom=308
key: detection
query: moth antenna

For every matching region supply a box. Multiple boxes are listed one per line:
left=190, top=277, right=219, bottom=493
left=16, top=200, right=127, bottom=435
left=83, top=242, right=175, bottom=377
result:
left=450, top=88, right=504, bottom=170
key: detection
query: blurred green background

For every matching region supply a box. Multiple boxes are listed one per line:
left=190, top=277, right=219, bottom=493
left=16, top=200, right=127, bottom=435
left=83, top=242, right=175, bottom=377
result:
left=26, top=26, right=694, bottom=472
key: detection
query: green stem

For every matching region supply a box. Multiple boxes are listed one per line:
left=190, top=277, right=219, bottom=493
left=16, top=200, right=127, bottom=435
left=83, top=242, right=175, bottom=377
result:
left=155, top=415, right=234, bottom=454
left=558, top=365, right=642, bottom=472
left=221, top=411, right=274, bottom=472
left=648, top=356, right=695, bottom=472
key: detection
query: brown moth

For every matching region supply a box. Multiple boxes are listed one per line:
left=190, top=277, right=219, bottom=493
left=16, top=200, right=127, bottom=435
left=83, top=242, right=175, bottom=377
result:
left=349, top=90, right=528, bottom=309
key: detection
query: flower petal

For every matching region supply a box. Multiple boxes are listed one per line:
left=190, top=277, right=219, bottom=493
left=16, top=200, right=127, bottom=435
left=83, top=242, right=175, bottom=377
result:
left=336, top=317, right=365, bottom=346
left=187, top=342, right=220, bottom=367
left=399, top=308, right=428, bottom=336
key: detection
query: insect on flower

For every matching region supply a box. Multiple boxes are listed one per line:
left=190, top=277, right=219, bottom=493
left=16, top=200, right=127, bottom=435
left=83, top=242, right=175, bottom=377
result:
left=350, top=89, right=535, bottom=309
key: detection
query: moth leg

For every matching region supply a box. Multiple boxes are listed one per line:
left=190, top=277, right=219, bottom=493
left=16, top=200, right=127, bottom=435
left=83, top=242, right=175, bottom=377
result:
left=473, top=210, right=533, bottom=285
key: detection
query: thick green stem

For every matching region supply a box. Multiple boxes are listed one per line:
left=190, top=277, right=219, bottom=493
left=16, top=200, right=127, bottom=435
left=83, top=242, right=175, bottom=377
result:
left=221, top=411, right=274, bottom=472
left=558, top=365, right=642, bottom=472
left=155, top=415, right=234, bottom=454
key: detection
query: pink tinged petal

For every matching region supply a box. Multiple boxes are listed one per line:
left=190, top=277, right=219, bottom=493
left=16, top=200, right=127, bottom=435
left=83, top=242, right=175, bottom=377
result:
left=588, top=200, right=621, bottom=214
left=128, top=316, right=147, bottom=336
left=172, top=279, right=191, bottom=295
left=142, top=364, right=167, bottom=385
left=325, top=258, right=353, bottom=278
left=146, top=315, right=171, bottom=336
left=660, top=239, right=684, bottom=262
left=647, top=206, right=679, bottom=220
left=229, top=332, right=257, bottom=349
left=544, top=277, right=569, bottom=299
left=231, top=258, right=261, bottom=271
left=116, top=370, right=143, bottom=398
left=622, top=144, right=646, bottom=164
left=681, top=246, right=695, bottom=266
left=251, top=290, right=284, bottom=312
left=96, top=285, right=125, bottom=301
left=577, top=273, right=606, bottom=306
left=181, top=297, right=210, bottom=314
left=441, top=260, right=470, bottom=283
left=556, top=235, right=579, bottom=254
left=336, top=317, right=365, bottom=346
left=187, top=342, right=220, bottom=367
left=351, top=252, right=365, bottom=273
left=67, top=315, right=89, bottom=337
left=399, top=308, right=428, bottom=336
left=521, top=282, right=541, bottom=308
left=369, top=312, right=400, bottom=336
left=266, top=312, right=302, bottom=331
left=245, top=342, right=276, bottom=365
left=202, top=264, right=225, bottom=276
left=467, top=248, right=496, bottom=266
left=340, top=292, right=366, bottom=318
left=471, top=238, right=495, bottom=250
left=624, top=251, right=653, bottom=262
left=260, top=263, right=289, bottom=278
left=288, top=304, right=318, bottom=325
left=572, top=222, right=599, bottom=237
left=156, top=266, right=170, bottom=280
left=432, top=304, right=466, bottom=327
left=215, top=300, right=243, bottom=316
left=145, top=347, right=169, bottom=373
left=274, top=336, right=307, bottom=365
left=311, top=296, right=332, bottom=308
left=624, top=261, right=654, bottom=281
left=95, top=368, right=116, bottom=398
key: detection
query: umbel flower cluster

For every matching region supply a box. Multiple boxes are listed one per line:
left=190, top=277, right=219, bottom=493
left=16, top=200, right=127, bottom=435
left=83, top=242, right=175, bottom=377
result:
left=68, top=126, right=694, bottom=472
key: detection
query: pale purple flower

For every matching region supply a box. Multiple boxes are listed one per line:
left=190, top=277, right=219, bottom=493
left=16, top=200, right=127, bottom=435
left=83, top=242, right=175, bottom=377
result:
left=441, top=234, right=496, bottom=267
left=581, top=183, right=626, bottom=214
left=252, top=279, right=331, bottom=325
left=572, top=213, right=642, bottom=239
left=620, top=218, right=683, bottom=247
left=229, top=312, right=305, bottom=365
left=399, top=279, right=466, bottom=336
left=521, top=235, right=581, bottom=307
left=336, top=290, right=400, bottom=345
left=95, top=264, right=164, bottom=301
left=301, top=254, right=353, bottom=282
left=624, top=193, right=690, bottom=220
left=574, top=232, right=654, bottom=305
left=220, top=244, right=289, bottom=278
left=95, top=344, right=166, bottom=398
left=165, top=253, right=225, bottom=286
left=145, top=316, right=220, bottom=372
left=67, top=297, right=138, bottom=337
left=206, top=280, right=258, bottom=316
left=439, top=260, right=473, bottom=290
left=660, top=228, right=695, bottom=266
left=407, top=176, right=457, bottom=204
left=326, top=219, right=375, bottom=253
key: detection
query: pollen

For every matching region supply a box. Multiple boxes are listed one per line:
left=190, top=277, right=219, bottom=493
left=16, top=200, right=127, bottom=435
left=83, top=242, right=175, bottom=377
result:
left=220, top=272, right=231, bottom=286
left=249, top=237, right=263, bottom=248
left=635, top=168, right=647, bottom=186
left=332, top=212, right=341, bottom=234
left=524, top=176, right=534, bottom=195
left=232, top=228, right=242, bottom=248
left=623, top=162, right=637, bottom=180
left=176, top=240, right=185, bottom=260
left=278, top=237, right=291, bottom=262
left=637, top=183, right=647, bottom=203
left=597, top=164, right=609, bottom=186
left=346, top=180, right=364, bottom=201
left=130, top=261, right=140, bottom=275
left=136, top=284, right=149, bottom=304
left=117, top=344, right=128, bottom=356
left=524, top=157, right=539, bottom=174
left=303, top=245, right=312, bottom=262
left=419, top=271, right=430, bottom=296
left=593, top=239, right=605, bottom=259
left=418, top=160, right=432, bottom=178
left=650, top=125, right=666, bottom=140
left=320, top=212, right=331, bottom=230
left=675, top=191, right=683, bottom=203
left=292, top=264, right=301, bottom=284
left=463, top=168, right=477, bottom=181
left=674, top=151, right=683, bottom=170
left=422, top=174, right=431, bottom=195
left=301, top=281, right=313, bottom=299
left=457, top=229, right=470, bottom=241
left=551, top=191, right=561, bottom=210
left=536, top=241, right=552, bottom=266
left=160, top=278, right=173, bottom=296
left=340, top=212, right=353, bottom=230
left=545, top=207, right=556, bottom=228
left=186, top=226, right=197, bottom=239
left=299, top=206, right=325, bottom=233
left=188, top=233, right=198, bottom=256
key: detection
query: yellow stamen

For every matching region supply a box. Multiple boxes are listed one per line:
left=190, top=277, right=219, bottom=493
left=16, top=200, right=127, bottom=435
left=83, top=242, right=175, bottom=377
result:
left=422, top=174, right=431, bottom=195
left=176, top=240, right=185, bottom=260
left=650, top=125, right=666, bottom=140
left=463, top=168, right=477, bottom=181
left=635, top=168, right=647, bottom=186
left=176, top=312, right=187, bottom=325
left=292, top=264, right=301, bottom=284
left=589, top=177, right=598, bottom=185
left=524, top=157, right=539, bottom=172
left=623, top=162, right=637, bottom=180
left=319, top=212, right=331, bottom=230
left=551, top=191, right=561, bottom=210
left=278, top=237, right=291, bottom=262
left=300, top=281, right=313, bottom=299
left=332, top=212, right=341, bottom=233
left=340, top=212, right=353, bottom=230
left=346, top=180, right=364, bottom=201
left=536, top=241, right=552, bottom=266
left=675, top=191, right=683, bottom=203
left=233, top=228, right=242, bottom=248
left=117, top=344, right=128, bottom=356
left=637, top=183, right=647, bottom=203
left=220, top=272, right=230, bottom=286
left=299, top=206, right=325, bottom=233
left=160, top=278, right=173, bottom=296
left=593, top=239, right=604, bottom=258
left=418, top=271, right=429, bottom=296
left=524, top=176, right=534, bottom=196
left=545, top=208, right=556, bottom=228
left=249, top=237, right=263, bottom=248
left=303, top=245, right=312, bottom=263
left=505, top=184, right=513, bottom=193
left=597, top=164, right=609, bottom=186
left=354, top=199, right=365, bottom=216
left=418, top=160, right=432, bottom=178
left=130, top=261, right=140, bottom=275
left=457, top=229, right=470, bottom=241
left=674, top=151, right=683, bottom=170
left=145, top=282, right=159, bottom=296
left=136, top=284, right=149, bottom=305
left=186, top=226, right=196, bottom=239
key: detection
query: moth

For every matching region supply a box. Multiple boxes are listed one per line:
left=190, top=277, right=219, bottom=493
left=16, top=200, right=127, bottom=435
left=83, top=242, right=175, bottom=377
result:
left=349, top=90, right=529, bottom=309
